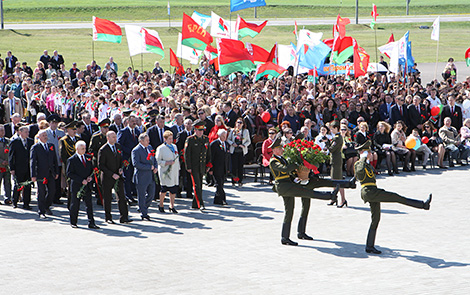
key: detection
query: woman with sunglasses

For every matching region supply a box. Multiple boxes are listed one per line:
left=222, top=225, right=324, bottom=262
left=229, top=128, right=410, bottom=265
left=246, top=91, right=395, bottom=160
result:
left=373, top=121, right=398, bottom=176
left=227, top=119, right=251, bottom=187
left=422, top=121, right=446, bottom=168
left=340, top=124, right=358, bottom=176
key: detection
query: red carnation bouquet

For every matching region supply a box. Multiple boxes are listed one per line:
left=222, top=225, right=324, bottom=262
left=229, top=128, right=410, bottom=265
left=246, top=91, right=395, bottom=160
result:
left=283, top=139, right=329, bottom=177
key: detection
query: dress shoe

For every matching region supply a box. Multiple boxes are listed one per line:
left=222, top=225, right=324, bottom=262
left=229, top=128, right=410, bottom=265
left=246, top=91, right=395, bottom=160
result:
left=365, top=246, right=382, bottom=254
left=403, top=167, right=411, bottom=172
left=70, top=224, right=78, bottom=228
left=106, top=220, right=116, bottom=224
left=327, top=200, right=337, bottom=206
left=449, top=162, right=455, bottom=167
left=281, top=238, right=298, bottom=246
left=460, top=162, right=468, bottom=166
left=46, top=209, right=53, bottom=215
left=422, top=165, right=427, bottom=170
left=337, top=200, right=348, bottom=208
left=158, top=206, right=165, bottom=213
left=424, top=194, right=432, bottom=210
left=394, top=169, right=400, bottom=175
left=330, top=184, right=340, bottom=202
left=410, top=166, right=416, bottom=172
left=4, top=199, right=12, bottom=205
left=297, top=233, right=314, bottom=240
left=88, top=224, right=100, bottom=229
left=120, top=218, right=133, bottom=224
left=23, top=205, right=32, bottom=210
left=388, top=171, right=394, bottom=176
left=39, top=214, right=47, bottom=219
left=439, top=165, right=448, bottom=169
left=53, top=200, right=64, bottom=205
left=222, top=201, right=228, bottom=206
left=141, top=215, right=151, bottom=221
left=13, top=204, right=18, bottom=208
left=169, top=207, right=178, bottom=214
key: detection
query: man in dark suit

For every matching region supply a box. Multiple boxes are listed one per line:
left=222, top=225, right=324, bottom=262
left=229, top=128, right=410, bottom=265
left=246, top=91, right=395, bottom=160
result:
left=5, top=51, right=18, bottom=74
left=66, top=140, right=100, bottom=229
left=28, top=111, right=46, bottom=139
left=118, top=115, right=140, bottom=204
left=39, top=50, right=51, bottom=70
left=148, top=115, right=169, bottom=150
left=131, top=133, right=157, bottom=220
left=407, top=96, right=427, bottom=133
left=176, top=118, right=193, bottom=199
left=50, top=50, right=65, bottom=70
left=441, top=95, right=463, bottom=131
left=0, top=126, right=12, bottom=205
left=223, top=102, right=238, bottom=128
left=378, top=94, right=394, bottom=123
left=170, top=114, right=185, bottom=138
left=81, top=113, right=99, bottom=147
left=4, top=113, right=21, bottom=139
left=210, top=129, right=229, bottom=205
left=197, top=109, right=214, bottom=137
left=109, top=113, right=124, bottom=134
left=98, top=131, right=132, bottom=224
left=30, top=130, right=59, bottom=219
left=390, top=95, right=408, bottom=127
left=59, top=121, right=80, bottom=207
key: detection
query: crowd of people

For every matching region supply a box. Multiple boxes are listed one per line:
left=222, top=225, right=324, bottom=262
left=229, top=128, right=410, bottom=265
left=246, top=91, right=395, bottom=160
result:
left=1, top=48, right=470, bottom=228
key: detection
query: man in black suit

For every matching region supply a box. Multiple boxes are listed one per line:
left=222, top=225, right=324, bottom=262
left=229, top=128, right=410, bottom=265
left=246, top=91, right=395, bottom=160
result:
left=147, top=115, right=169, bottom=198
left=441, top=95, right=463, bottom=131
left=197, top=109, right=214, bottom=137
left=176, top=118, right=193, bottom=199
left=66, top=140, right=100, bottom=229
left=0, top=126, right=12, bottom=205
left=27, top=112, right=46, bottom=139
left=5, top=51, right=18, bottom=74
left=390, top=95, right=408, bottom=127
left=39, top=50, right=51, bottom=70
left=117, top=115, right=140, bottom=204
left=30, top=130, right=59, bottom=219
left=109, top=113, right=124, bottom=134
left=9, top=126, right=33, bottom=209
left=81, top=113, right=99, bottom=147
left=223, top=102, right=238, bottom=128
left=407, top=96, right=427, bottom=133
left=4, top=113, right=21, bottom=139
left=50, top=50, right=65, bottom=70
left=170, top=114, right=185, bottom=138
left=98, top=131, right=132, bottom=224
left=210, top=129, right=229, bottom=205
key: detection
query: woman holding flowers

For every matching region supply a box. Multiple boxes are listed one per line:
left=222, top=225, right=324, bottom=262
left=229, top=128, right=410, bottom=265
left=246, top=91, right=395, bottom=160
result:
left=156, top=131, right=180, bottom=213
left=227, top=118, right=251, bottom=187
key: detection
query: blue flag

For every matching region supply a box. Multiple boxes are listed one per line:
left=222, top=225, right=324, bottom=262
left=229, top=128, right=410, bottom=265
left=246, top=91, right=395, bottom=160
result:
left=297, top=42, right=331, bottom=72
left=230, top=0, right=266, bottom=13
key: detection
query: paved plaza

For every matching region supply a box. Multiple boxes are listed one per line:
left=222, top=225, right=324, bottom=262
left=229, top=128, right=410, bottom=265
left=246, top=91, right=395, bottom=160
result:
left=1, top=166, right=469, bottom=294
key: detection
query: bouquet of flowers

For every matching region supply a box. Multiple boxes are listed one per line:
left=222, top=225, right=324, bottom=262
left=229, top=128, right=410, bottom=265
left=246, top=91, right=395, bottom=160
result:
left=114, top=159, right=130, bottom=193
left=283, top=139, right=329, bottom=177
left=147, top=149, right=159, bottom=185
left=162, top=146, right=179, bottom=180
left=16, top=178, right=48, bottom=192
left=77, top=168, right=100, bottom=199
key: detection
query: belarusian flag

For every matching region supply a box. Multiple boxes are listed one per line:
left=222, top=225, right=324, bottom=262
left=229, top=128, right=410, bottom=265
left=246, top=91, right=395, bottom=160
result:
left=92, top=16, right=122, bottom=43
left=333, top=14, right=350, bottom=39
left=124, top=25, right=164, bottom=58
left=266, top=43, right=278, bottom=64
left=170, top=48, right=185, bottom=76
left=253, top=62, right=286, bottom=82
left=141, top=28, right=165, bottom=57
left=370, top=4, right=378, bottom=29
left=245, top=43, right=269, bottom=64
left=307, top=68, right=317, bottom=82
left=466, top=48, right=470, bottom=67
left=331, top=36, right=354, bottom=64
left=182, top=13, right=213, bottom=50
left=218, top=38, right=255, bottom=76
left=353, top=39, right=370, bottom=78
left=237, top=16, right=267, bottom=39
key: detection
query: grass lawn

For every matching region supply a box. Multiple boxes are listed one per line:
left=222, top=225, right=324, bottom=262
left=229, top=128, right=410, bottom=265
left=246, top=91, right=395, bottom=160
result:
left=2, top=1, right=470, bottom=22
left=1, top=22, right=468, bottom=73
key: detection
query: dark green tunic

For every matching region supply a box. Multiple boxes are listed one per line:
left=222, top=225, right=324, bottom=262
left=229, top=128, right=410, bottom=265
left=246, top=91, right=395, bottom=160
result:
left=184, top=134, right=211, bottom=209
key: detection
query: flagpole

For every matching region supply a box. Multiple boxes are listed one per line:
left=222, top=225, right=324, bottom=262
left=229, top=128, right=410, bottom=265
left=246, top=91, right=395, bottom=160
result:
left=92, top=39, right=94, bottom=62
left=434, top=39, right=439, bottom=81
left=141, top=53, right=143, bottom=72
left=374, top=26, right=378, bottom=74
left=130, top=56, right=135, bottom=71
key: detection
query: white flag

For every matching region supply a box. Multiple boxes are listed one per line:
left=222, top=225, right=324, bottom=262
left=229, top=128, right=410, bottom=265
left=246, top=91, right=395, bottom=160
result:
left=177, top=33, right=201, bottom=65
left=297, top=30, right=323, bottom=48
left=210, top=12, right=237, bottom=39
left=191, top=11, right=211, bottom=29
left=278, top=44, right=297, bottom=69
left=124, top=25, right=164, bottom=57
left=431, top=16, right=440, bottom=41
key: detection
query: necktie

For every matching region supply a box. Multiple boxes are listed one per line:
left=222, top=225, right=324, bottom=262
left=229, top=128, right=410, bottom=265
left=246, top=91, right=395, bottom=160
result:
left=187, top=130, right=190, bottom=136
left=160, top=128, right=163, bottom=142
left=23, top=140, right=27, bottom=149
left=131, top=129, right=135, bottom=139
left=43, top=143, right=47, bottom=150
left=112, top=145, right=116, bottom=154
left=53, top=131, right=56, bottom=138
left=451, top=106, right=454, bottom=114
left=400, top=107, right=403, bottom=116
left=416, top=106, right=420, bottom=113
left=81, top=155, right=86, bottom=167
left=10, top=100, right=14, bottom=115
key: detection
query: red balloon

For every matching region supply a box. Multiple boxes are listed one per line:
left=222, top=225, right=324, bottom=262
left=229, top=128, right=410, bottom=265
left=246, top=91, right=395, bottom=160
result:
left=422, top=136, right=429, bottom=144
left=430, top=106, right=440, bottom=117
left=261, top=111, right=271, bottom=123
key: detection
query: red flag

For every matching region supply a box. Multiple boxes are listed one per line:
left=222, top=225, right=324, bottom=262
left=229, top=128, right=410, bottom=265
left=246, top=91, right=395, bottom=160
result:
left=293, top=21, right=298, bottom=37
left=371, top=4, right=379, bottom=21
left=181, top=13, right=213, bottom=50
left=353, top=39, right=370, bottom=78
left=266, top=43, right=278, bottom=64
left=170, top=48, right=185, bottom=76
left=333, top=14, right=350, bottom=38
left=388, top=33, right=395, bottom=43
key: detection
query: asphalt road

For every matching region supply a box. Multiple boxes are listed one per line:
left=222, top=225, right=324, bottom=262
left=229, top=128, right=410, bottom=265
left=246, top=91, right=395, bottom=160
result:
left=3, top=14, right=470, bottom=30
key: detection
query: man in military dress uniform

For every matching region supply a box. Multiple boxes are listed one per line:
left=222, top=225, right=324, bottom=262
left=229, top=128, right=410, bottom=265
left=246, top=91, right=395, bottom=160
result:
left=354, top=141, right=432, bottom=254
left=59, top=121, right=80, bottom=208
left=88, top=118, right=110, bottom=205
left=184, top=119, right=211, bottom=211
left=268, top=137, right=340, bottom=246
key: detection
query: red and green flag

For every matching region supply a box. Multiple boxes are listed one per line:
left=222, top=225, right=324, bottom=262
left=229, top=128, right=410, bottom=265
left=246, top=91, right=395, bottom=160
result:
left=217, top=38, right=256, bottom=76
left=141, top=28, right=165, bottom=57
left=253, top=62, right=286, bottom=82
left=466, top=48, right=470, bottom=67
left=333, top=14, right=350, bottom=39
left=331, top=36, right=355, bottom=64
left=170, top=48, right=185, bottom=76
left=266, top=43, right=278, bottom=64
left=370, top=4, right=378, bottom=29
left=182, top=13, right=213, bottom=50
left=307, top=68, right=317, bottom=83
left=92, top=16, right=122, bottom=43
left=237, top=16, right=267, bottom=39
left=246, top=43, right=269, bottom=64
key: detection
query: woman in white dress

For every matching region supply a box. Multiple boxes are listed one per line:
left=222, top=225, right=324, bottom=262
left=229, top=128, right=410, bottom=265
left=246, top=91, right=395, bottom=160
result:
left=156, top=131, right=180, bottom=213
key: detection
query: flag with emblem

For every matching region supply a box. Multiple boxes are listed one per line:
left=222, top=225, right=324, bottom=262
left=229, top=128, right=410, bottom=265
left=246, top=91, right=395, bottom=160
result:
left=253, top=62, right=286, bottom=82
left=182, top=13, right=213, bottom=50
left=218, top=38, right=256, bottom=76
left=191, top=11, right=212, bottom=29
left=370, top=4, right=378, bottom=29
left=354, top=39, right=370, bottom=78
left=92, top=16, right=122, bottom=43
left=177, top=33, right=201, bottom=65
left=331, top=36, right=354, bottom=64
left=245, top=43, right=269, bottom=64
left=211, top=12, right=234, bottom=39
left=237, top=16, right=267, bottom=39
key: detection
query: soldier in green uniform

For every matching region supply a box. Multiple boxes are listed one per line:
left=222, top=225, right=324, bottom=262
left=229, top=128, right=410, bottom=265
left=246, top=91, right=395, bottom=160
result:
left=354, top=140, right=432, bottom=254
left=59, top=121, right=80, bottom=208
left=269, top=137, right=341, bottom=246
left=88, top=118, right=110, bottom=205
left=184, top=119, right=211, bottom=211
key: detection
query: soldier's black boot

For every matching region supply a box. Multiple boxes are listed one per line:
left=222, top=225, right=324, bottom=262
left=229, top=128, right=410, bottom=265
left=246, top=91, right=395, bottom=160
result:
left=424, top=194, right=432, bottom=210
left=405, top=195, right=431, bottom=210
left=365, top=228, right=381, bottom=254
left=297, top=217, right=313, bottom=240
left=281, top=223, right=298, bottom=246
